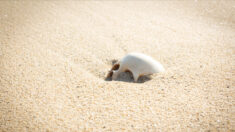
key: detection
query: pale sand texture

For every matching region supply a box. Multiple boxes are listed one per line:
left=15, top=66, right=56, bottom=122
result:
left=0, top=0, right=235, bottom=131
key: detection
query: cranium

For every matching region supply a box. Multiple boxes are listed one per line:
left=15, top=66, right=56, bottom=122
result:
left=107, top=52, right=165, bottom=82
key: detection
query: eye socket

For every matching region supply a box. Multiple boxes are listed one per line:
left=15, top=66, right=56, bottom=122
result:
left=106, top=71, right=113, bottom=78
left=106, top=63, right=120, bottom=79
left=111, top=63, right=120, bottom=70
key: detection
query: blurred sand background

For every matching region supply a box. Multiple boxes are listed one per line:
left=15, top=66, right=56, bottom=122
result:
left=0, top=0, right=235, bottom=131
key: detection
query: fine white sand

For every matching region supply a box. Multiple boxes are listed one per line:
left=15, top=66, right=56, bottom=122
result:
left=0, top=1, right=234, bottom=131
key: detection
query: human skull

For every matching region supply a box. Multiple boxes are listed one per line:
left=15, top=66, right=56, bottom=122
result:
left=107, top=52, right=165, bottom=82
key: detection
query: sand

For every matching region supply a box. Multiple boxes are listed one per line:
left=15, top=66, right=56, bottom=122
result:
left=0, top=0, right=234, bottom=131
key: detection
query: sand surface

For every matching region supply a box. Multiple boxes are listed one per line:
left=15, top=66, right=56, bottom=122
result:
left=0, top=0, right=235, bottom=131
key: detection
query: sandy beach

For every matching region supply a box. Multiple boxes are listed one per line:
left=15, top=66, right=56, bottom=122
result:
left=0, top=0, right=234, bottom=131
